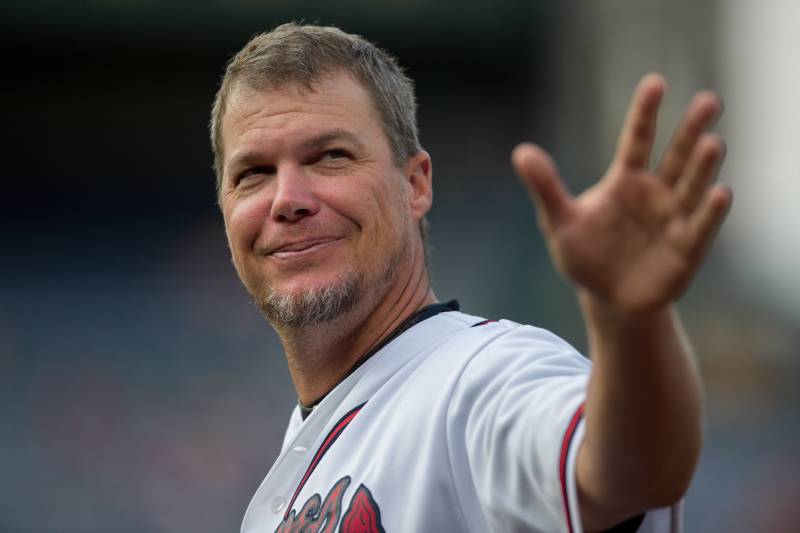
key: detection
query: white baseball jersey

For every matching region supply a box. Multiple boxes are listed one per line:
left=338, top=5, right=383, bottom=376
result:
left=242, top=307, right=682, bottom=533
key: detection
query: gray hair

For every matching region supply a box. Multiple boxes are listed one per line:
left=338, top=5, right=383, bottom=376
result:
left=209, top=22, right=422, bottom=192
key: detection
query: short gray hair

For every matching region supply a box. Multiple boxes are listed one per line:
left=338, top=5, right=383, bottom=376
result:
left=209, top=22, right=422, bottom=192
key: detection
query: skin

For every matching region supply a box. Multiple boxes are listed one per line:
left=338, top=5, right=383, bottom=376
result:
left=219, top=71, right=436, bottom=406
left=221, top=68, right=730, bottom=531
left=512, top=74, right=731, bottom=530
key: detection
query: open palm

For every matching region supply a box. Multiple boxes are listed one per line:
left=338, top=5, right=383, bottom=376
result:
left=513, top=74, right=732, bottom=313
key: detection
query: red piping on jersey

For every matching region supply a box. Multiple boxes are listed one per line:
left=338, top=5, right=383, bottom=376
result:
left=284, top=402, right=366, bottom=520
left=559, top=402, right=585, bottom=533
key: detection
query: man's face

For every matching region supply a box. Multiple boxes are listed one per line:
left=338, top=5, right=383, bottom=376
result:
left=219, top=72, right=428, bottom=327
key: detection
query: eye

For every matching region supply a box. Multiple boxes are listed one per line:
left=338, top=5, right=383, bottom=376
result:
left=320, top=149, right=351, bottom=161
left=236, top=165, right=275, bottom=185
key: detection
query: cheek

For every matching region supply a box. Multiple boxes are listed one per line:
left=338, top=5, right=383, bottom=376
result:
left=362, top=180, right=411, bottom=248
left=380, top=176, right=413, bottom=226
left=224, top=198, right=266, bottom=263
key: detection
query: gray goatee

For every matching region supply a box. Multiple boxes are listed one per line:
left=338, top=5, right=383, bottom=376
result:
left=257, top=223, right=410, bottom=328
left=259, top=272, right=364, bottom=328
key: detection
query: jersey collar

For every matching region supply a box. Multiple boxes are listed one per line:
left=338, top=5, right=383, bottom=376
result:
left=298, top=299, right=461, bottom=419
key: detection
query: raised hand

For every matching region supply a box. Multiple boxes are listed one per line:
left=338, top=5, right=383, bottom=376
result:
left=512, top=74, right=732, bottom=314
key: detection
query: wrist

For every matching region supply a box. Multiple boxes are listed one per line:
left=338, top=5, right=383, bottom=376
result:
left=577, top=289, right=677, bottom=338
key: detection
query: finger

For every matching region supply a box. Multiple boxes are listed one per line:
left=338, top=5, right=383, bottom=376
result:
left=683, top=185, right=733, bottom=264
left=657, top=91, right=722, bottom=187
left=674, top=133, right=726, bottom=215
left=512, top=142, right=572, bottom=227
left=614, top=73, right=665, bottom=171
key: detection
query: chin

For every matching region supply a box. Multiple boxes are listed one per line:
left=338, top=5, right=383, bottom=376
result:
left=257, top=271, right=365, bottom=328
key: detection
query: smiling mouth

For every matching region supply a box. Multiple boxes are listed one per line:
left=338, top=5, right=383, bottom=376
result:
left=269, top=237, right=343, bottom=259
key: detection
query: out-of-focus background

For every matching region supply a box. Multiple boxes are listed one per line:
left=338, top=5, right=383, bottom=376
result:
left=2, top=0, right=798, bottom=531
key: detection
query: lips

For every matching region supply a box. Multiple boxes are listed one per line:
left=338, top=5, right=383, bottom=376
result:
left=267, top=237, right=342, bottom=258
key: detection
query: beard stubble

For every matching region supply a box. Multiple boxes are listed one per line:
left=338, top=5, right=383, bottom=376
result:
left=257, top=231, right=409, bottom=329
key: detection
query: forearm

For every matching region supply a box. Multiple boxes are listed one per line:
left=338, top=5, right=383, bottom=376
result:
left=577, top=290, right=703, bottom=528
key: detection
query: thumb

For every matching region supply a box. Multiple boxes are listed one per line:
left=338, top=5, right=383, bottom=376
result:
left=511, top=143, right=571, bottom=227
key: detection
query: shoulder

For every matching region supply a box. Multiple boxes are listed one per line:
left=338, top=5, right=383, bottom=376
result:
left=366, top=309, right=591, bottom=415
left=405, top=310, right=591, bottom=411
left=430, top=310, right=590, bottom=371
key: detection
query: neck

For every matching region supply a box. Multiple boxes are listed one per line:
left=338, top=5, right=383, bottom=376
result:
left=274, top=252, right=437, bottom=406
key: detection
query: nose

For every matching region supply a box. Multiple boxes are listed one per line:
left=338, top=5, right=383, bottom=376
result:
left=270, top=164, right=320, bottom=223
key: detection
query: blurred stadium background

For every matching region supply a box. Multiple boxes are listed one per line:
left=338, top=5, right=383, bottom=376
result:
left=2, top=1, right=798, bottom=531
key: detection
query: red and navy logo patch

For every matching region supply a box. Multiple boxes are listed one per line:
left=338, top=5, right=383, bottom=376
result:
left=341, top=483, right=384, bottom=533
left=275, top=476, right=385, bottom=533
left=276, top=403, right=384, bottom=532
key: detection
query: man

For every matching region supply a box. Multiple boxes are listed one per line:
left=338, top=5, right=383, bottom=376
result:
left=210, top=23, right=730, bottom=533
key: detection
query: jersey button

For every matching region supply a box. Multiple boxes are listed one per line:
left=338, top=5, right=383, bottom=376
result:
left=292, top=445, right=307, bottom=453
left=271, top=496, right=286, bottom=513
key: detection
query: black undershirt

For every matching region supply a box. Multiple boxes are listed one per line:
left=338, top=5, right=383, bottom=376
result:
left=607, top=513, right=645, bottom=532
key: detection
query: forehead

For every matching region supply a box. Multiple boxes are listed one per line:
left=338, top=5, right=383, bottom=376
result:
left=221, top=72, right=386, bottom=159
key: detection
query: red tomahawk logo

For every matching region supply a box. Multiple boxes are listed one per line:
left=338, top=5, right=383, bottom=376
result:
left=341, top=484, right=385, bottom=533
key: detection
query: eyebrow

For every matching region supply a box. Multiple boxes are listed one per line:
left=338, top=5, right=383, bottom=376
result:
left=299, top=128, right=367, bottom=154
left=226, top=128, right=367, bottom=175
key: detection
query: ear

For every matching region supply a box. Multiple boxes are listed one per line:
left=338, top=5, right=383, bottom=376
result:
left=404, top=150, right=433, bottom=221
